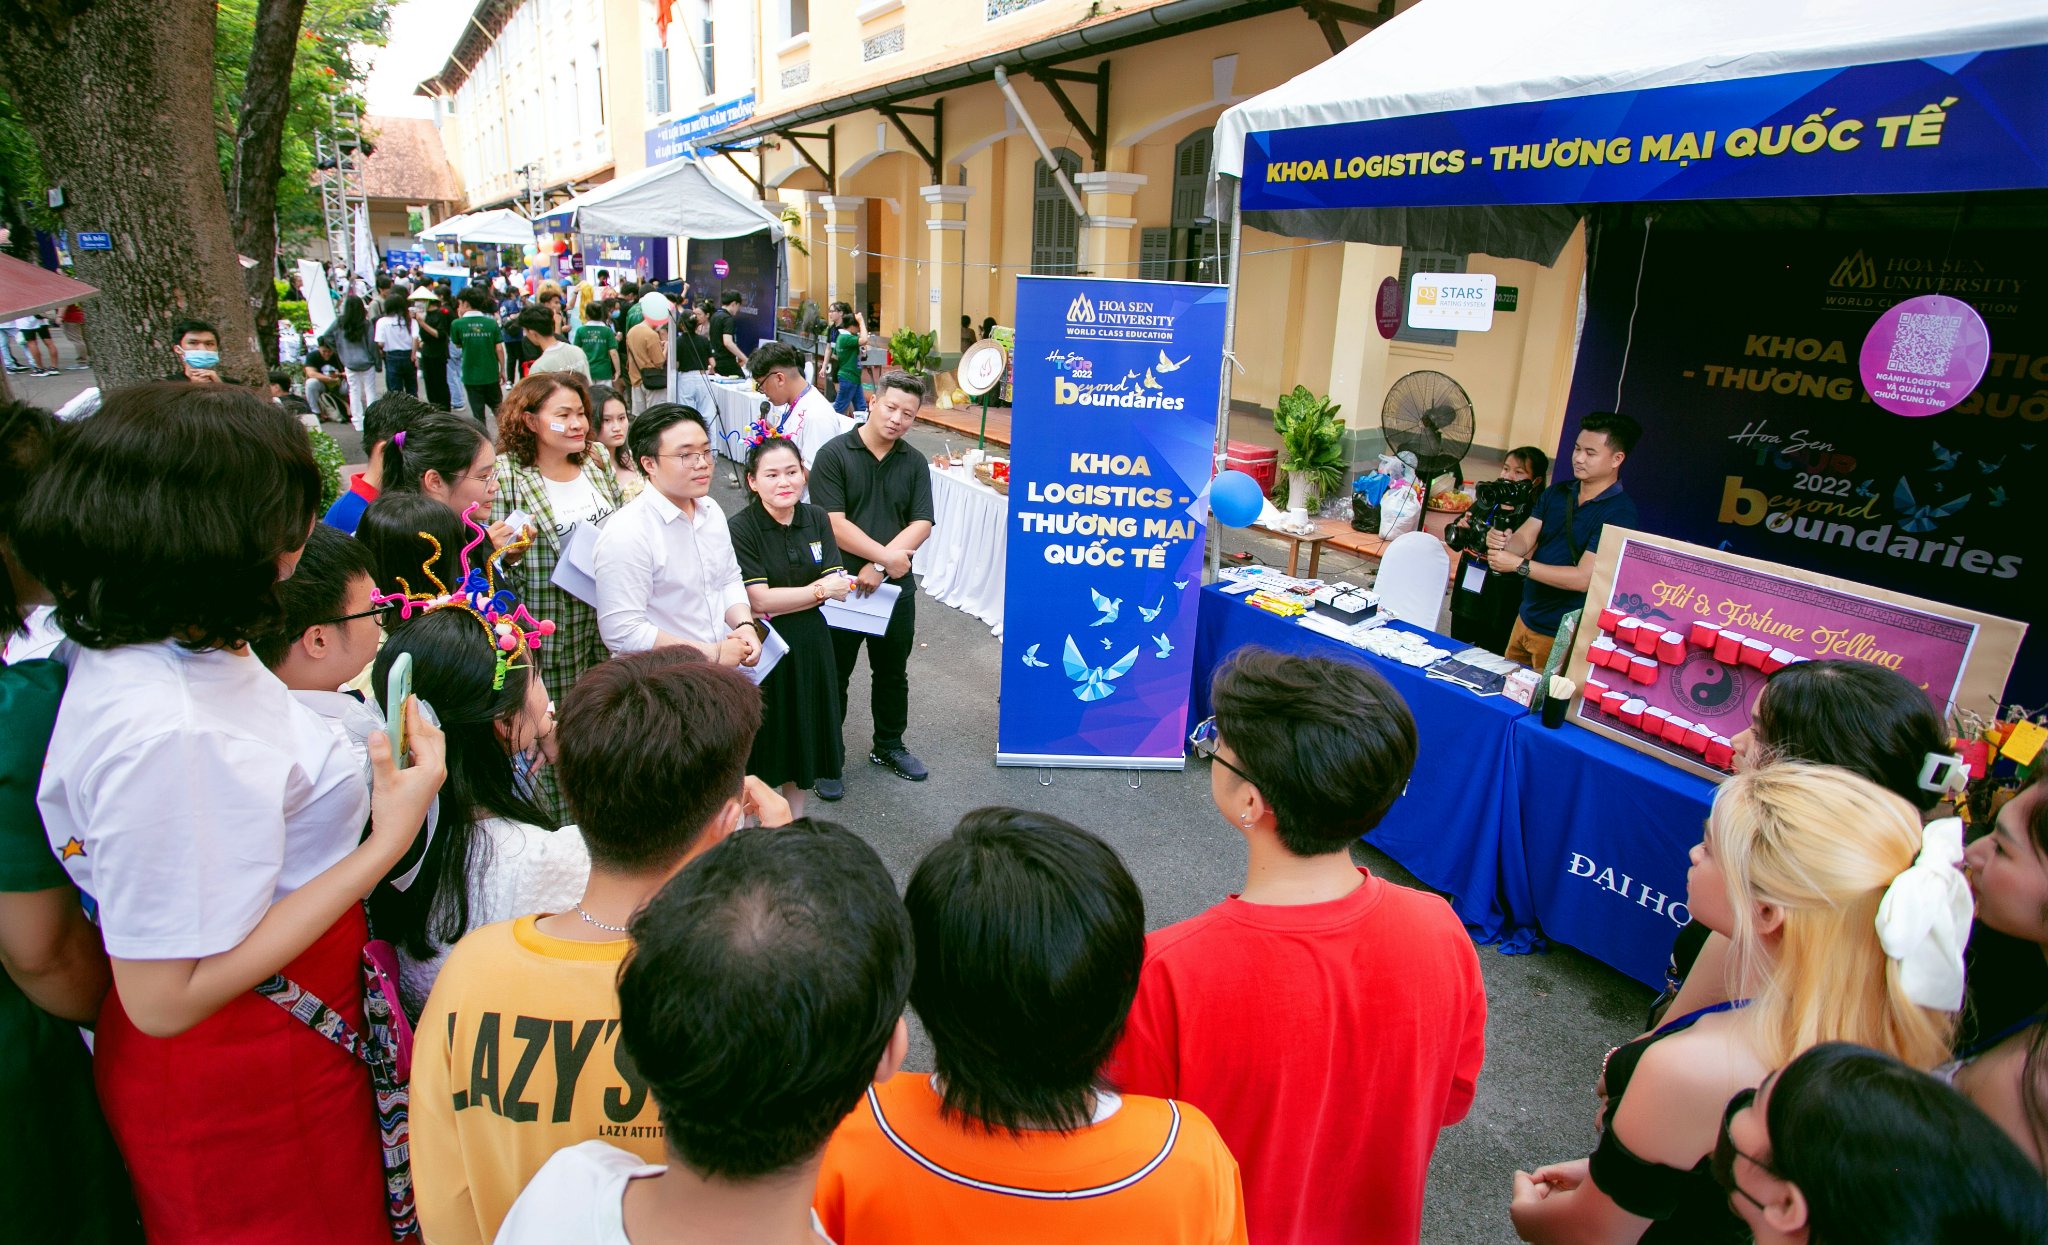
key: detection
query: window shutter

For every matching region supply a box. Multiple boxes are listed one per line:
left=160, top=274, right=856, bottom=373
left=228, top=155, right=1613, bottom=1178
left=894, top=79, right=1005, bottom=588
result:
left=1139, top=228, right=1172, bottom=281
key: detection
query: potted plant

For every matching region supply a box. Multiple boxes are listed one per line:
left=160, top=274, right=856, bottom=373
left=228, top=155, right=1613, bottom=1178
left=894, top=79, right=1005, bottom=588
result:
left=888, top=326, right=938, bottom=383
left=1272, top=384, right=1346, bottom=511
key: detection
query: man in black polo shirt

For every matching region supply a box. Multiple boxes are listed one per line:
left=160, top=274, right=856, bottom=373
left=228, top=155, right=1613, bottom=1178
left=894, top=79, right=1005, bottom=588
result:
left=1486, top=411, right=1642, bottom=670
left=808, top=370, right=935, bottom=799
left=709, top=291, right=747, bottom=377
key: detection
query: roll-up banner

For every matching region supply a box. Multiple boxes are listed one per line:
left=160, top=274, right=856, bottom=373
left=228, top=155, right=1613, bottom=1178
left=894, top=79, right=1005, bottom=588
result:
left=996, top=276, right=1226, bottom=769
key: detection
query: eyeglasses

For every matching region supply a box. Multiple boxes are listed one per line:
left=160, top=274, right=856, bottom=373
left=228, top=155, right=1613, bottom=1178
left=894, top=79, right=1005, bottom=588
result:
left=316, top=603, right=397, bottom=627
left=1188, top=716, right=1255, bottom=785
left=1710, top=1086, right=1776, bottom=1211
left=650, top=449, right=715, bottom=466
left=451, top=471, right=500, bottom=489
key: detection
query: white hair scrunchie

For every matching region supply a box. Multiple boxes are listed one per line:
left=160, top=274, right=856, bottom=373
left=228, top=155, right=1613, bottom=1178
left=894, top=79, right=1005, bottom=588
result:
left=1873, top=817, right=1973, bottom=1011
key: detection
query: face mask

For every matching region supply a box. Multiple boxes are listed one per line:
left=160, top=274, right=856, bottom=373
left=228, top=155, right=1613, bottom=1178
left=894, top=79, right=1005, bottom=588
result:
left=183, top=349, right=220, bottom=370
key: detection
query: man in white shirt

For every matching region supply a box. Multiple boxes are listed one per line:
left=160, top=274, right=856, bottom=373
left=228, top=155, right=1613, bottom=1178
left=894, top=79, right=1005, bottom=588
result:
left=522, top=305, right=592, bottom=379
left=746, top=340, right=847, bottom=469
left=594, top=405, right=762, bottom=667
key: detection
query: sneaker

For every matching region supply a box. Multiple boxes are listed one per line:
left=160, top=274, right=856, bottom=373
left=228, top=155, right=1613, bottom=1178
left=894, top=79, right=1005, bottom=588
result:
left=37, top=369, right=59, bottom=377
left=814, top=777, right=844, bottom=802
left=869, top=747, right=928, bottom=782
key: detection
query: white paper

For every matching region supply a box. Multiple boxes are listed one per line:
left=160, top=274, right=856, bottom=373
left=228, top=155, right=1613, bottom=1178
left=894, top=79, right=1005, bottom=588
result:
left=1220, top=578, right=1260, bottom=596
left=737, top=621, right=788, bottom=686
left=1461, top=561, right=1489, bottom=595
left=822, top=582, right=902, bottom=636
left=550, top=518, right=603, bottom=606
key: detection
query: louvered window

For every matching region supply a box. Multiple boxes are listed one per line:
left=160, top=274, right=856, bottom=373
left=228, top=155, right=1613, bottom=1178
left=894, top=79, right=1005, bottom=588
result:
left=1031, top=149, right=1081, bottom=275
left=1395, top=249, right=1466, bottom=347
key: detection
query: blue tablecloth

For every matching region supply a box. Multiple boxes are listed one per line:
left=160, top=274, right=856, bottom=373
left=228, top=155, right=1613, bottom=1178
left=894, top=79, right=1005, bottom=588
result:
left=1192, top=587, right=1525, bottom=943
left=1192, top=586, right=1715, bottom=988
left=1506, top=714, right=1716, bottom=989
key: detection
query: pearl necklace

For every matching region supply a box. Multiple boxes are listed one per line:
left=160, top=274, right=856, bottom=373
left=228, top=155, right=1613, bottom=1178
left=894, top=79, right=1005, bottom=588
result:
left=573, top=903, right=629, bottom=934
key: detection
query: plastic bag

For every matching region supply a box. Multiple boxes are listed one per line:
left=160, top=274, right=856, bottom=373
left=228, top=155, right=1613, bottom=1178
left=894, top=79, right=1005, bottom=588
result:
left=1379, top=485, right=1422, bottom=539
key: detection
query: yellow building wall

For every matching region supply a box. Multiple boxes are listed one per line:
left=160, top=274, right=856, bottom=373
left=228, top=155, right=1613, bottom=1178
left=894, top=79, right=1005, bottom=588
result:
left=754, top=2, right=1576, bottom=459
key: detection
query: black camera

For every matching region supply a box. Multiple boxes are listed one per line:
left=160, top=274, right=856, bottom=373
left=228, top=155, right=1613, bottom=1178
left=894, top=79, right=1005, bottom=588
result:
left=1444, top=476, right=1542, bottom=557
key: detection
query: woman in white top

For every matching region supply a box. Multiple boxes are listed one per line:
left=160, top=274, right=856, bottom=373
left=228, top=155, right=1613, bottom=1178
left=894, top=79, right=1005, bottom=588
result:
left=370, top=603, right=589, bottom=1016
left=375, top=292, right=419, bottom=398
left=16, top=382, right=444, bottom=1244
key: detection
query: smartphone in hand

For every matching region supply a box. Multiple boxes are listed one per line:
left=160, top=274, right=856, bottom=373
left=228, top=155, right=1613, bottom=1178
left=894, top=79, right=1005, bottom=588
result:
left=385, top=652, right=414, bottom=770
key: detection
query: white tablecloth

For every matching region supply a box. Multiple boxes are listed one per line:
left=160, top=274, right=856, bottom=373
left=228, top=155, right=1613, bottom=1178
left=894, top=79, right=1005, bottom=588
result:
left=701, top=380, right=765, bottom=463
left=920, top=465, right=1008, bottom=637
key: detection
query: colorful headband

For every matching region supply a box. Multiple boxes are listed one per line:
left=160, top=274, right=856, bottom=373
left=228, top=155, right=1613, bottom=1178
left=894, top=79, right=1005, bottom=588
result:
left=743, top=418, right=793, bottom=449
left=371, top=501, right=556, bottom=689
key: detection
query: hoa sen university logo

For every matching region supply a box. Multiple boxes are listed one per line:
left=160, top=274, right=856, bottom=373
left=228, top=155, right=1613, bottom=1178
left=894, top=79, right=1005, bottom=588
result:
left=1830, top=249, right=1878, bottom=289
left=1061, top=289, right=1176, bottom=344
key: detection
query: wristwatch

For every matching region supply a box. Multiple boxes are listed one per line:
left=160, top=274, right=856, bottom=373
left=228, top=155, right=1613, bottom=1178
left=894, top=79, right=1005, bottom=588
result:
left=870, top=561, right=890, bottom=578
left=1515, top=558, right=1532, bottom=578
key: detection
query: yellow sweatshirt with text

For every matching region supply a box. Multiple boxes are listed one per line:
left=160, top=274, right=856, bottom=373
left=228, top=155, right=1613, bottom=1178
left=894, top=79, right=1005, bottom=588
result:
left=409, top=916, right=665, bottom=1245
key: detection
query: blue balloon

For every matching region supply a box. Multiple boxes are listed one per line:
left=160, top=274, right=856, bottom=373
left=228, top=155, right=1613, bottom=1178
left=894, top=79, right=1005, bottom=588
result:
left=1210, top=469, right=1266, bottom=528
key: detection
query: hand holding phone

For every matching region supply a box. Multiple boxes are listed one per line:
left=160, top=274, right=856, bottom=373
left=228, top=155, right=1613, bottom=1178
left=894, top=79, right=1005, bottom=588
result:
left=385, top=652, right=414, bottom=770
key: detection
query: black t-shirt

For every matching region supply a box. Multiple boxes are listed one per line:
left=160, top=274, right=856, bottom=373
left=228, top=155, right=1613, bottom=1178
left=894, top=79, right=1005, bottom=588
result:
left=709, top=309, right=741, bottom=375
left=304, top=347, right=341, bottom=376
left=808, top=430, right=936, bottom=579
left=419, top=307, right=454, bottom=359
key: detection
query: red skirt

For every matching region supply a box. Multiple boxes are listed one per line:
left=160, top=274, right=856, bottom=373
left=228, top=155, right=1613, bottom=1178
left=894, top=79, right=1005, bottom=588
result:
left=95, top=907, right=394, bottom=1244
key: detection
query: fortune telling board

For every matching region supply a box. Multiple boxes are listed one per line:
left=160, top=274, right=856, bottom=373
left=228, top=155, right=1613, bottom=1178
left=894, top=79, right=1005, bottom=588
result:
left=1564, top=528, right=2025, bottom=783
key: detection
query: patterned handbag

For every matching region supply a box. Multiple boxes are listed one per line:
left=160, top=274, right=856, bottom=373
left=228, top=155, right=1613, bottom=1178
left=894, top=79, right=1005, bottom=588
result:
left=255, top=934, right=419, bottom=1240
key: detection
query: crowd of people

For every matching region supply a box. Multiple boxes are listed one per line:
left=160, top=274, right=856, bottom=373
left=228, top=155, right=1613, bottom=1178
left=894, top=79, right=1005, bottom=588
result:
left=4, top=346, right=2048, bottom=1245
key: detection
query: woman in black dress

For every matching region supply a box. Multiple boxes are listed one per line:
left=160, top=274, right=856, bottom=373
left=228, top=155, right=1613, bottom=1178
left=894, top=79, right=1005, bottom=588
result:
left=728, top=435, right=852, bottom=817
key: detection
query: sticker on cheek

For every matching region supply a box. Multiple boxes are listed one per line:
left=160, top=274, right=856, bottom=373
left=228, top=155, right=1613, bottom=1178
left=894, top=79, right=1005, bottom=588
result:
left=548, top=422, right=567, bottom=432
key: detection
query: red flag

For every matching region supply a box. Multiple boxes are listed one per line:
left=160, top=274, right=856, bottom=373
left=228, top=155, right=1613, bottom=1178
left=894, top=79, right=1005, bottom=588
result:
left=656, top=0, right=673, bottom=47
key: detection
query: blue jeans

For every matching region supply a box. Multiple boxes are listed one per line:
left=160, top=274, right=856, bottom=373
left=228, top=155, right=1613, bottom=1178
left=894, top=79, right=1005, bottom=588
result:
left=831, top=376, right=867, bottom=416
left=384, top=356, right=417, bottom=397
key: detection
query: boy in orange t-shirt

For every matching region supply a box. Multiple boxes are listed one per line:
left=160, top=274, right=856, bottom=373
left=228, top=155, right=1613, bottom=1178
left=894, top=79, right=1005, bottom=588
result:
left=814, top=808, right=1249, bottom=1245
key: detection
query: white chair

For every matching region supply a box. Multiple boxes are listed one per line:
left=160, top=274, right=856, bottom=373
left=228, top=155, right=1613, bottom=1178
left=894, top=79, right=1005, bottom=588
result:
left=1375, top=531, right=1451, bottom=629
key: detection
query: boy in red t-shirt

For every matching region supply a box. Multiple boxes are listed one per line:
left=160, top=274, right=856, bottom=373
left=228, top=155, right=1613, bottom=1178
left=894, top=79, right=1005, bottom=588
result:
left=1110, top=647, right=1487, bottom=1245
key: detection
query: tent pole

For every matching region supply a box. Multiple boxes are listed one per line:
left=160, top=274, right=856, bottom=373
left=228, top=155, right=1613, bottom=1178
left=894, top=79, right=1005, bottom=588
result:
left=1206, top=189, right=1242, bottom=585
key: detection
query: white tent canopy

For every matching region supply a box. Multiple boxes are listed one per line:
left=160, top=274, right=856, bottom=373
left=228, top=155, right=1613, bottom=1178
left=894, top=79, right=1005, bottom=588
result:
left=544, top=157, right=783, bottom=241
left=416, top=208, right=536, bottom=247
left=1218, top=0, right=2048, bottom=182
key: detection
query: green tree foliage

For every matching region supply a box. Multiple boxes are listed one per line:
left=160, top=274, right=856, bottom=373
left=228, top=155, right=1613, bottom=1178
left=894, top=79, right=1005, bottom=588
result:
left=213, top=0, right=390, bottom=252
left=0, top=92, right=55, bottom=258
left=0, top=0, right=389, bottom=260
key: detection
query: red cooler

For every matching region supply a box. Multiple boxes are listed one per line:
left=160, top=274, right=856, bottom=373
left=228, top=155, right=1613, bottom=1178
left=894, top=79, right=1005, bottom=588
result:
left=1224, top=440, right=1279, bottom=496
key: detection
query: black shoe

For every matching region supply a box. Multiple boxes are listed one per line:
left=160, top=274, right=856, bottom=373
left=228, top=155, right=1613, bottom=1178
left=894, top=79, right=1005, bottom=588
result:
left=814, top=777, right=844, bottom=802
left=869, top=747, right=928, bottom=781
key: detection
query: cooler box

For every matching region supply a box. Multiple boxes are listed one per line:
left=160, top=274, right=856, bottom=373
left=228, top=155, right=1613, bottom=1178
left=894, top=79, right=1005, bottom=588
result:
left=1225, top=440, right=1279, bottom=496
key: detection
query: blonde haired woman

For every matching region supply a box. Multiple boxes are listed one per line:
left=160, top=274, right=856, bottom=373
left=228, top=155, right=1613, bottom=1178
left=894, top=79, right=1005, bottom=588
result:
left=1510, top=762, right=1969, bottom=1244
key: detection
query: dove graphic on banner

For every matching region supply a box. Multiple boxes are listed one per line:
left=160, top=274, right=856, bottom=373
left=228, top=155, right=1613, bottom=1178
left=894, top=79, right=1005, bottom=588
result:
left=1139, top=597, right=1165, bottom=622
left=1020, top=643, right=1048, bottom=668
left=1064, top=636, right=1139, bottom=702
left=1089, top=589, right=1122, bottom=626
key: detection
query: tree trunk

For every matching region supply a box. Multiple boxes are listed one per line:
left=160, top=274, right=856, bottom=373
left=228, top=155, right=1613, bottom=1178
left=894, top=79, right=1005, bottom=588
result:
left=231, top=0, right=308, bottom=367
left=0, top=0, right=265, bottom=388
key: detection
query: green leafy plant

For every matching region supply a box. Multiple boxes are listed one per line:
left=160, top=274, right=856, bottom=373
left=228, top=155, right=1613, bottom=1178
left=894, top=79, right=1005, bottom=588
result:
left=307, top=423, right=345, bottom=512
left=1272, top=384, right=1346, bottom=507
left=888, top=326, right=938, bottom=378
left=780, top=206, right=808, bottom=256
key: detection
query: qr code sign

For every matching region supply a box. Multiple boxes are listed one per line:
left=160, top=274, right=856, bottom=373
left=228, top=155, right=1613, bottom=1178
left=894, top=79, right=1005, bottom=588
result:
left=1886, top=312, right=1963, bottom=377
